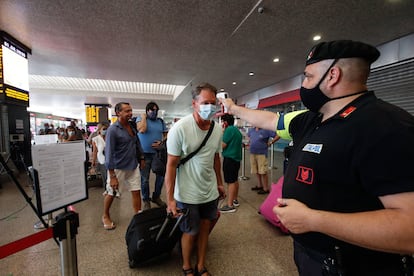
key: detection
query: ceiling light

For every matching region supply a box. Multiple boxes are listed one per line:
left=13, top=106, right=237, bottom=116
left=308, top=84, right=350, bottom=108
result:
left=273, top=57, right=280, bottom=63
left=313, top=35, right=321, bottom=41
left=220, top=88, right=225, bottom=91
left=232, top=82, right=237, bottom=85
left=249, top=72, right=254, bottom=76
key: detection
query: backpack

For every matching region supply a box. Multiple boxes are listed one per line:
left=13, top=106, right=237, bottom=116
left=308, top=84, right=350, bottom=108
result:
left=151, top=140, right=167, bottom=176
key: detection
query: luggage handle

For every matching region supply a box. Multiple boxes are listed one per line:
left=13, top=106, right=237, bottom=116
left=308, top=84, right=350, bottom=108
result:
left=155, top=209, right=188, bottom=242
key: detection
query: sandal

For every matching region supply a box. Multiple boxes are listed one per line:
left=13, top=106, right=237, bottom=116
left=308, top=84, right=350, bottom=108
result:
left=182, top=268, right=194, bottom=276
left=251, top=186, right=262, bottom=191
left=195, top=266, right=211, bottom=276
left=102, top=217, right=116, bottom=230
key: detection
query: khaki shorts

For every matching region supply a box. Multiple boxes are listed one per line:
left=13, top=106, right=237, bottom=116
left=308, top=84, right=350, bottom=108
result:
left=250, top=154, right=268, bottom=175
left=105, top=166, right=141, bottom=196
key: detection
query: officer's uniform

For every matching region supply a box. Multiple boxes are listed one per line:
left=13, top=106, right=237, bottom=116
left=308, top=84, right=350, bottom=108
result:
left=284, top=91, right=414, bottom=274
left=277, top=40, right=414, bottom=275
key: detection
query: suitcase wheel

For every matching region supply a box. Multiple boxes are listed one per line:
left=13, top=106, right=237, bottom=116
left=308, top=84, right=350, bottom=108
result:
left=129, top=259, right=136, bottom=268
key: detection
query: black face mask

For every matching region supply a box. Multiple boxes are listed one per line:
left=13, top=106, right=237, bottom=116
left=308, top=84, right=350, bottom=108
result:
left=300, top=60, right=337, bottom=112
left=300, top=59, right=368, bottom=112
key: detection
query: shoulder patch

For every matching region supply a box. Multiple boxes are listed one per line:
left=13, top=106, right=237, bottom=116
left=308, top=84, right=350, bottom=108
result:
left=296, top=166, right=314, bottom=185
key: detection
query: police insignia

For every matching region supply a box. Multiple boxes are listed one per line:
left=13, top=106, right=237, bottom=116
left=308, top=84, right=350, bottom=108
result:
left=296, top=166, right=314, bottom=185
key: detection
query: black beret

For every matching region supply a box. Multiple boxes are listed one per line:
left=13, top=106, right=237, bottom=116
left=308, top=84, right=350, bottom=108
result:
left=305, top=40, right=380, bottom=65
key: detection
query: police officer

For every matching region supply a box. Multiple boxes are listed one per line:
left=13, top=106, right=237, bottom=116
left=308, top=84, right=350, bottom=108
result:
left=220, top=40, right=414, bottom=275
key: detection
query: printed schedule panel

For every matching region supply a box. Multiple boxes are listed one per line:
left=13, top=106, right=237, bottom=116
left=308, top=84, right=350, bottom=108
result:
left=31, top=141, right=88, bottom=215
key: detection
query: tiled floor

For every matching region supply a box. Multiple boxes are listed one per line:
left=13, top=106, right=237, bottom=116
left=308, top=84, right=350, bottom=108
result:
left=0, top=151, right=297, bottom=275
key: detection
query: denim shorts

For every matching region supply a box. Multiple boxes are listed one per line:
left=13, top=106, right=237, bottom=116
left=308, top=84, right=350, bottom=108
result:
left=176, top=198, right=218, bottom=235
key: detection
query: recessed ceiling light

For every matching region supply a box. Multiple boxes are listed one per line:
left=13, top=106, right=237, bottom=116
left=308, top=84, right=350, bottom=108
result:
left=249, top=72, right=254, bottom=76
left=273, top=57, right=280, bottom=63
left=313, top=35, right=321, bottom=41
left=232, top=81, right=237, bottom=85
left=220, top=88, right=225, bottom=91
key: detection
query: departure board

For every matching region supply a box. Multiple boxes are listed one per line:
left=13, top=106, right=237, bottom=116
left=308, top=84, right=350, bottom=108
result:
left=85, top=104, right=109, bottom=123
left=0, top=32, right=31, bottom=107
left=86, top=106, right=100, bottom=123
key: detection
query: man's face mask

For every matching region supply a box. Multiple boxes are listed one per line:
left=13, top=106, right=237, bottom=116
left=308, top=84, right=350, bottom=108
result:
left=300, top=59, right=367, bottom=112
left=299, top=60, right=337, bottom=112
left=198, top=104, right=216, bottom=121
left=147, top=109, right=158, bottom=120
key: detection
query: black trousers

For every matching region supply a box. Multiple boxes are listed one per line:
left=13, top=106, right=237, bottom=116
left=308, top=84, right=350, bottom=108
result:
left=293, top=241, right=409, bottom=276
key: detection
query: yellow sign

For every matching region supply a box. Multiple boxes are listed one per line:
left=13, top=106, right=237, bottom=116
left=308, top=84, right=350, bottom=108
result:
left=5, top=87, right=29, bottom=102
left=85, top=106, right=100, bottom=123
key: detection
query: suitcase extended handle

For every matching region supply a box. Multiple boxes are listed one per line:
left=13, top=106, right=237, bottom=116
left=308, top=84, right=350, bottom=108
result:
left=155, top=209, right=188, bottom=242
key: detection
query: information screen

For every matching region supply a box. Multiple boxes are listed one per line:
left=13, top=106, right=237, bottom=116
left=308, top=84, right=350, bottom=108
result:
left=2, top=42, right=29, bottom=91
left=0, top=38, right=30, bottom=107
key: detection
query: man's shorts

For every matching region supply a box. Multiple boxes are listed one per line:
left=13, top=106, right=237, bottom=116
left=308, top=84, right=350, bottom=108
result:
left=105, top=166, right=141, bottom=196
left=176, top=199, right=218, bottom=235
left=223, top=157, right=240, bottom=183
left=250, top=154, right=268, bottom=175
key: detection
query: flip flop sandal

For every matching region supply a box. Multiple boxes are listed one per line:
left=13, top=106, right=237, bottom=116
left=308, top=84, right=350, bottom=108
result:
left=102, top=217, right=116, bottom=230
left=182, top=268, right=194, bottom=276
left=103, top=221, right=116, bottom=230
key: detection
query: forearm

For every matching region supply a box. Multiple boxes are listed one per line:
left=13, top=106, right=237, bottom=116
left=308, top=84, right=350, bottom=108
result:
left=213, top=154, right=223, bottom=187
left=229, top=104, right=279, bottom=131
left=137, top=114, right=147, bottom=133
left=310, top=208, right=414, bottom=254
left=165, top=155, right=179, bottom=201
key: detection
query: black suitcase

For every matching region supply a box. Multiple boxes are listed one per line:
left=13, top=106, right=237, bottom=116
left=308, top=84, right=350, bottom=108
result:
left=125, top=207, right=185, bottom=268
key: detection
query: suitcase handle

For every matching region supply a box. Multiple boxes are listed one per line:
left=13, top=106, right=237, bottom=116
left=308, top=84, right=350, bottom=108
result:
left=155, top=209, right=188, bottom=242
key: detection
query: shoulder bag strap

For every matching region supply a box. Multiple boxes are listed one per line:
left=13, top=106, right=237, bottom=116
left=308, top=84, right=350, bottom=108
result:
left=178, top=120, right=215, bottom=167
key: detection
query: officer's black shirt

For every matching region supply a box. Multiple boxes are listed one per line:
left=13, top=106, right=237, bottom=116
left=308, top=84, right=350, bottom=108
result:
left=284, top=91, right=414, bottom=265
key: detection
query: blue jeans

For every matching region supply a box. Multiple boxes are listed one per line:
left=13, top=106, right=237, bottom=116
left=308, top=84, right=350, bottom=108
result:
left=140, top=152, right=164, bottom=201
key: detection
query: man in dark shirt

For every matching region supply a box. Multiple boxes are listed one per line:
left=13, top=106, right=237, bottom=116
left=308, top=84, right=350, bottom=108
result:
left=102, top=102, right=144, bottom=230
left=220, top=40, right=414, bottom=275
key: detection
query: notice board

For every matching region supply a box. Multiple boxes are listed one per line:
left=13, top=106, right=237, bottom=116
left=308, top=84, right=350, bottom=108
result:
left=31, top=141, right=88, bottom=215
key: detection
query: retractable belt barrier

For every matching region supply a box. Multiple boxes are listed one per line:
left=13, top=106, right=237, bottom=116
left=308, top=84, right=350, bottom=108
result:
left=0, top=227, right=54, bottom=259
left=0, top=153, right=80, bottom=275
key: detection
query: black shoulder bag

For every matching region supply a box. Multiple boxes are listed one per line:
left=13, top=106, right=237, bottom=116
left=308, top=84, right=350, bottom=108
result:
left=177, top=120, right=215, bottom=168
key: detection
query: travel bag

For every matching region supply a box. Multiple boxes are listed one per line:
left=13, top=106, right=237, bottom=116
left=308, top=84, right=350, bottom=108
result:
left=259, top=176, right=289, bottom=234
left=125, top=207, right=186, bottom=268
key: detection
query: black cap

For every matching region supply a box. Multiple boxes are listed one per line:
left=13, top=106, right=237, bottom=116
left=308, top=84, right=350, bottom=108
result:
left=305, top=40, right=380, bottom=65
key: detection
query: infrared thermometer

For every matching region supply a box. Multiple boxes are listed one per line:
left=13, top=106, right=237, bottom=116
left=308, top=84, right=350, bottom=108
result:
left=216, top=92, right=229, bottom=113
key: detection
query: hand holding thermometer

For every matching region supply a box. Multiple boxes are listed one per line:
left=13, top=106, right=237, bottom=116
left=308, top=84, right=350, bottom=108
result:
left=216, top=92, right=229, bottom=113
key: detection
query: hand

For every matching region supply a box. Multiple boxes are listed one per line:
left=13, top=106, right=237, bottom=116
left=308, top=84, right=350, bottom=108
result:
left=167, top=199, right=178, bottom=217
left=141, top=112, right=147, bottom=119
left=91, top=160, right=96, bottom=167
left=110, top=177, right=119, bottom=191
left=273, top=198, right=314, bottom=234
left=151, top=140, right=161, bottom=148
left=218, top=98, right=235, bottom=115
left=139, top=159, right=145, bottom=169
left=218, top=185, right=226, bottom=199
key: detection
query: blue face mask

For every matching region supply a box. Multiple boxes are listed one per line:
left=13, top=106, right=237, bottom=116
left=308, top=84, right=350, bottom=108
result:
left=198, top=104, right=217, bottom=120
left=101, top=130, right=107, bottom=136
left=147, top=110, right=158, bottom=120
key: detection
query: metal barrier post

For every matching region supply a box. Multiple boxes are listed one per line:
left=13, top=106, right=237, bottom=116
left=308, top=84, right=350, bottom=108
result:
left=239, top=143, right=249, bottom=180
left=269, top=143, right=274, bottom=170
left=54, top=211, right=79, bottom=276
